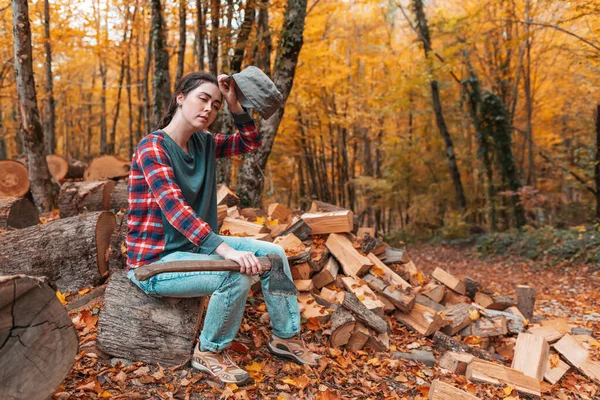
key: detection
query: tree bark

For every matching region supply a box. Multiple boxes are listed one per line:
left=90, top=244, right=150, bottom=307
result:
left=42, top=0, right=56, bottom=156
left=0, top=275, right=79, bottom=400
left=12, top=0, right=54, bottom=212
left=0, top=197, right=39, bottom=229
left=411, top=0, right=467, bottom=211
left=195, top=0, right=206, bottom=70
left=0, top=211, right=115, bottom=292
left=236, top=0, right=308, bottom=207
left=254, top=0, right=272, bottom=77
left=596, top=105, right=600, bottom=220
left=230, top=0, right=256, bottom=73
left=58, top=180, right=116, bottom=218
left=151, top=0, right=172, bottom=130
left=176, top=0, right=187, bottom=84
left=208, top=0, right=220, bottom=76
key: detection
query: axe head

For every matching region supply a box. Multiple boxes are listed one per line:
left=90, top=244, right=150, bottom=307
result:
left=266, top=254, right=299, bottom=296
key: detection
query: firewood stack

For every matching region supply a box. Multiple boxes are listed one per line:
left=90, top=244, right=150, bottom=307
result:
left=216, top=186, right=600, bottom=397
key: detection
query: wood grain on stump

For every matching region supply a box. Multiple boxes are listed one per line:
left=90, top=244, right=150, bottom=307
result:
left=108, top=213, right=127, bottom=270
left=0, top=160, right=30, bottom=198
left=84, top=155, right=130, bottom=181
left=0, top=211, right=116, bottom=292
left=58, top=180, right=116, bottom=218
left=46, top=154, right=69, bottom=181
left=0, top=197, right=39, bottom=229
left=0, top=275, right=78, bottom=400
left=97, top=269, right=204, bottom=366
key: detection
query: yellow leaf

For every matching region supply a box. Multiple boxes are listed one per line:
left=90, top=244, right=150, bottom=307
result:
left=371, top=265, right=385, bottom=277
left=98, top=391, right=112, bottom=398
left=255, top=217, right=266, bottom=226
left=226, top=383, right=238, bottom=392
left=503, top=385, right=514, bottom=396
left=78, top=288, right=90, bottom=295
left=357, top=295, right=366, bottom=301
left=469, top=308, right=480, bottom=321
left=416, top=271, right=424, bottom=285
left=244, top=362, right=263, bottom=372
left=56, top=291, right=67, bottom=305
left=267, top=218, right=279, bottom=227
left=277, top=396, right=288, bottom=400
left=549, top=353, right=560, bottom=368
left=590, top=341, right=600, bottom=347
left=281, top=376, right=298, bottom=386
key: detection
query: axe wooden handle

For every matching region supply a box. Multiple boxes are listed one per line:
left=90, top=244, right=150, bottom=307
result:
left=133, top=256, right=273, bottom=282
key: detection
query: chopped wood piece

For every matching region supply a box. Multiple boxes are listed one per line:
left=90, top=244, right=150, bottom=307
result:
left=421, top=282, right=445, bottom=303
left=58, top=180, right=116, bottom=218
left=46, top=154, right=69, bottom=180
left=383, top=247, right=411, bottom=264
left=544, top=354, right=570, bottom=384
left=478, top=307, right=526, bottom=335
left=376, top=293, right=396, bottom=314
left=437, top=352, right=475, bottom=375
left=216, top=184, right=239, bottom=207
left=464, top=277, right=481, bottom=300
left=429, top=380, right=481, bottom=400
left=432, top=267, right=466, bottom=295
left=308, top=200, right=347, bottom=213
left=0, top=160, right=30, bottom=197
left=516, top=285, right=536, bottom=320
left=294, top=280, right=314, bottom=292
left=0, top=275, right=79, bottom=400
left=460, top=316, right=507, bottom=337
left=301, top=210, right=354, bottom=235
left=273, top=233, right=305, bottom=255
left=359, top=233, right=385, bottom=257
left=442, top=288, right=470, bottom=306
left=367, top=253, right=411, bottom=290
left=528, top=325, right=564, bottom=343
left=415, top=294, right=446, bottom=312
left=357, top=227, right=375, bottom=237
left=291, top=262, right=311, bottom=280
left=466, top=359, right=541, bottom=397
left=325, top=233, right=373, bottom=278
left=0, top=197, right=39, bottom=229
left=239, top=207, right=265, bottom=222
left=84, top=155, right=130, bottom=181
left=279, top=218, right=312, bottom=240
left=474, top=292, right=515, bottom=311
left=64, top=158, right=88, bottom=179
left=340, top=276, right=385, bottom=315
left=554, top=334, right=600, bottom=384
left=505, top=306, right=526, bottom=320
left=330, top=308, right=356, bottom=347
left=433, top=332, right=504, bottom=363
left=346, top=322, right=370, bottom=351
left=401, top=260, right=421, bottom=286
left=395, top=303, right=446, bottom=336
left=220, top=217, right=269, bottom=236
left=312, top=257, right=339, bottom=289
left=217, top=204, right=228, bottom=228
left=540, top=318, right=571, bottom=335
left=442, top=303, right=474, bottom=335
left=341, top=292, right=388, bottom=333
left=320, top=287, right=345, bottom=304
left=267, top=203, right=292, bottom=223
left=362, top=273, right=415, bottom=313
left=226, top=206, right=240, bottom=219
left=297, top=293, right=330, bottom=323
left=511, top=332, right=550, bottom=381
left=365, top=330, right=389, bottom=351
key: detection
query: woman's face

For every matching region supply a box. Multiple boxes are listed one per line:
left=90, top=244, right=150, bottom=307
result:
left=178, top=82, right=222, bottom=130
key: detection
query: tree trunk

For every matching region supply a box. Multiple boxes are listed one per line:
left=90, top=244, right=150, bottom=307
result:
left=254, top=0, right=272, bottom=77
left=0, top=275, right=79, bottom=400
left=411, top=0, right=467, bottom=211
left=151, top=0, right=172, bottom=130
left=12, top=0, right=54, bottom=212
left=58, top=180, right=117, bottom=218
left=42, top=0, right=56, bottom=156
left=596, top=105, right=600, bottom=220
left=142, top=6, right=152, bottom=136
left=99, top=61, right=108, bottom=154
left=524, top=0, right=535, bottom=185
left=236, top=0, right=308, bottom=207
left=176, top=0, right=187, bottom=84
left=0, top=211, right=115, bottom=292
left=230, top=0, right=256, bottom=73
left=195, top=0, right=206, bottom=70
left=208, top=0, right=220, bottom=76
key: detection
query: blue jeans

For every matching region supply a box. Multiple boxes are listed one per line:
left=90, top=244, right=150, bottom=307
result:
left=127, top=235, right=301, bottom=352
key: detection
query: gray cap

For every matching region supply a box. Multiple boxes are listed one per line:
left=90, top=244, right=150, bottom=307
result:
left=232, top=66, right=283, bottom=120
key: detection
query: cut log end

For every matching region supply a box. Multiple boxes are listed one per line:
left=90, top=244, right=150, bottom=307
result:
left=96, top=211, right=117, bottom=277
left=46, top=154, right=69, bottom=181
left=0, top=160, right=30, bottom=198
left=0, top=197, right=40, bottom=229
left=84, top=155, right=130, bottom=181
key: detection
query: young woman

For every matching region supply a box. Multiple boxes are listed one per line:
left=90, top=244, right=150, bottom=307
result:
left=126, top=72, right=318, bottom=384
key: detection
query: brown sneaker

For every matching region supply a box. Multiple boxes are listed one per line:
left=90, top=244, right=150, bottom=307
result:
left=191, top=344, right=250, bottom=384
left=267, top=335, right=319, bottom=366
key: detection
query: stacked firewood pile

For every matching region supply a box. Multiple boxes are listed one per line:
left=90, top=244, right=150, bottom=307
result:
left=216, top=185, right=600, bottom=399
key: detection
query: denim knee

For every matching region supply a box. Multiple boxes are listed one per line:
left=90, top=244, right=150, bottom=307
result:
left=223, top=271, right=253, bottom=294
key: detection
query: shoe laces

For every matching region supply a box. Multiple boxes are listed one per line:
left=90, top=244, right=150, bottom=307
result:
left=221, top=349, right=238, bottom=368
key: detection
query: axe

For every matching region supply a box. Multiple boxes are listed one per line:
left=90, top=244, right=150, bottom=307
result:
left=133, top=254, right=298, bottom=296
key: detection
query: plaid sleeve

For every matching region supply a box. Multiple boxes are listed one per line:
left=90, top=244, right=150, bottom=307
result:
left=213, top=112, right=262, bottom=158
left=136, top=134, right=223, bottom=251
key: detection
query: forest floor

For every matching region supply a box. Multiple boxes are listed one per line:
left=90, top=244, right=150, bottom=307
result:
left=55, top=243, right=600, bottom=400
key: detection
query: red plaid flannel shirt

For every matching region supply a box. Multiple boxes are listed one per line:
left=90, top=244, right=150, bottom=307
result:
left=126, top=116, right=260, bottom=269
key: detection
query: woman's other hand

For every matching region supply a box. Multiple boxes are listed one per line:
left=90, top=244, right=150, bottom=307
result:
left=215, top=242, right=262, bottom=276
left=217, top=74, right=243, bottom=114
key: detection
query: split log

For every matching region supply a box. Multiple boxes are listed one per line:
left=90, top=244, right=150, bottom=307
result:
left=478, top=307, right=526, bottom=335
left=312, top=257, right=339, bottom=289
left=325, top=233, right=373, bottom=277
left=357, top=227, right=375, bottom=237
left=84, top=155, right=130, bottom=181
left=0, top=275, right=78, bottom=400
left=64, top=158, right=88, bottom=179
left=0, top=160, right=30, bottom=197
left=376, top=293, right=396, bottom=314
left=466, top=359, right=541, bottom=398
left=97, top=269, right=204, bottom=366
left=279, top=218, right=312, bottom=240
left=365, top=330, right=389, bottom=351
left=309, top=200, right=346, bottom=213
left=267, top=203, right=292, bottom=223
left=330, top=308, right=356, bottom=348
left=340, top=276, right=385, bottom=315
left=428, top=380, right=481, bottom=400
left=216, top=184, right=239, bottom=207
left=540, top=318, right=571, bottom=335
left=382, top=247, right=411, bottom=264
left=227, top=206, right=240, bottom=219
left=460, top=316, right=507, bottom=337
left=217, top=204, right=228, bottom=228
left=46, top=154, right=69, bottom=181
left=432, top=332, right=505, bottom=363
left=291, top=262, right=312, bottom=280
left=367, top=253, right=411, bottom=290
left=437, top=351, right=475, bottom=375
left=474, top=292, right=515, bottom=311
left=511, top=332, right=549, bottom=381
left=220, top=217, right=269, bottom=236
left=359, top=232, right=385, bottom=256
left=464, top=277, right=481, bottom=300
left=401, top=260, right=420, bottom=286
left=320, top=287, right=345, bottom=305
left=432, top=267, right=466, bottom=295
left=554, top=334, right=600, bottom=384
left=442, top=303, right=474, bottom=335
left=0, top=197, right=39, bottom=229
left=58, top=180, right=116, bottom=218
left=544, top=354, right=570, bottom=384
left=108, top=213, right=127, bottom=270
left=416, top=294, right=446, bottom=312
left=442, top=289, right=470, bottom=306
left=346, top=322, right=370, bottom=351
left=362, top=273, right=415, bottom=313
left=528, top=325, right=564, bottom=343
left=0, top=211, right=115, bottom=292
left=273, top=233, right=305, bottom=255
left=516, top=285, right=536, bottom=320
left=421, top=282, right=445, bottom=303
left=240, top=207, right=265, bottom=222
left=109, top=179, right=128, bottom=211
left=294, top=279, right=314, bottom=292
left=395, top=303, right=446, bottom=336
left=341, top=292, right=388, bottom=333
left=298, top=293, right=330, bottom=323
left=301, top=210, right=354, bottom=235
